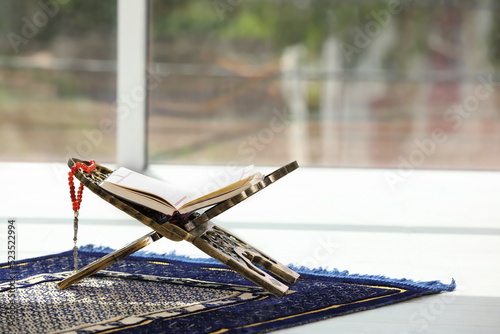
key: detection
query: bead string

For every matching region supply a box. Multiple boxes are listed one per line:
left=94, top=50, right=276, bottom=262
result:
left=68, top=160, right=96, bottom=271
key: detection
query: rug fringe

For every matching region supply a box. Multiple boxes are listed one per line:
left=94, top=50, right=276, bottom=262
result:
left=78, top=244, right=220, bottom=264
left=78, top=245, right=456, bottom=292
left=290, top=265, right=456, bottom=292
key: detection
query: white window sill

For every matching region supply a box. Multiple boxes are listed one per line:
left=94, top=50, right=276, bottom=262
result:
left=1, top=161, right=499, bottom=228
left=1, top=162, right=499, bottom=333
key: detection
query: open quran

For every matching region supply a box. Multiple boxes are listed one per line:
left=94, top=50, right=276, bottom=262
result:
left=100, top=166, right=263, bottom=215
left=58, top=158, right=300, bottom=297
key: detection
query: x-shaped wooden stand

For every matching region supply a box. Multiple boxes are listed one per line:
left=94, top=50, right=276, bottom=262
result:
left=58, top=158, right=300, bottom=297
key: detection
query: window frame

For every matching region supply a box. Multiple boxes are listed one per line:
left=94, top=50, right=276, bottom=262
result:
left=116, top=0, right=149, bottom=171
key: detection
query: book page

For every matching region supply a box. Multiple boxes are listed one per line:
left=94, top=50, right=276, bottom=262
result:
left=181, top=173, right=262, bottom=209
left=182, top=164, right=256, bottom=200
left=101, top=165, right=258, bottom=213
left=102, top=167, right=188, bottom=209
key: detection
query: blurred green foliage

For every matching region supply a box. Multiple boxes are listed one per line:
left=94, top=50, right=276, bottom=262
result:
left=149, top=0, right=500, bottom=69
left=0, top=0, right=498, bottom=68
left=150, top=0, right=389, bottom=64
left=0, top=0, right=117, bottom=55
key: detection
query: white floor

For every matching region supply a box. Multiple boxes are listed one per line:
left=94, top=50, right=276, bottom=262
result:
left=1, top=162, right=499, bottom=333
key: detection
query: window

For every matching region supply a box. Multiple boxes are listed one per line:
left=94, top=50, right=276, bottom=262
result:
left=0, top=1, right=117, bottom=163
left=1, top=1, right=498, bottom=171
left=148, top=0, right=500, bottom=170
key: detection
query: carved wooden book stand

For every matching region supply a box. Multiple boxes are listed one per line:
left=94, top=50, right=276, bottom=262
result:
left=58, top=158, right=300, bottom=297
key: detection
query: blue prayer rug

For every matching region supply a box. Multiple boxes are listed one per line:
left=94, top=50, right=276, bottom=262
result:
left=0, top=246, right=455, bottom=333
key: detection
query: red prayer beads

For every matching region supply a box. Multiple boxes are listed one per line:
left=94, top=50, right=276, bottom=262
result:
left=68, top=160, right=97, bottom=271
left=68, top=160, right=96, bottom=212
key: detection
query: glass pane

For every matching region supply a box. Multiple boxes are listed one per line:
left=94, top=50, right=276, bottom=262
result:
left=0, top=1, right=117, bottom=163
left=149, top=1, right=500, bottom=170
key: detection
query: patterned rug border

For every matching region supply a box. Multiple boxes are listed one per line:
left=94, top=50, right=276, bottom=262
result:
left=1, top=246, right=456, bottom=333
left=1, top=244, right=456, bottom=293
left=78, top=245, right=456, bottom=292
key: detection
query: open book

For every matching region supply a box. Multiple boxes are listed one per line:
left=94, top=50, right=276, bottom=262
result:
left=99, top=167, right=263, bottom=215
